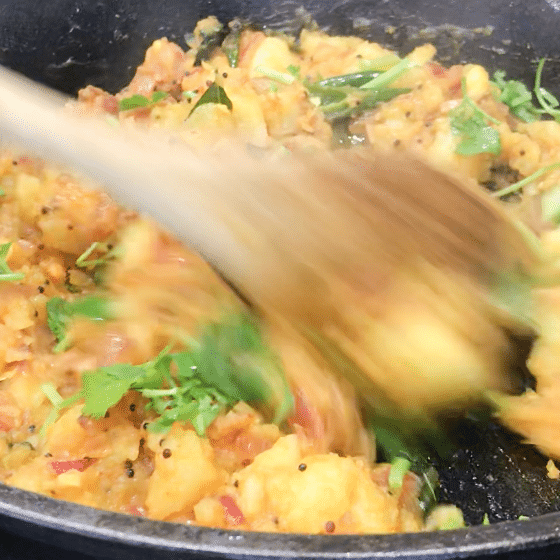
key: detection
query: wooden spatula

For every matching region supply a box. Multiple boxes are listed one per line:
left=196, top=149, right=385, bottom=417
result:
left=0, top=64, right=537, bottom=420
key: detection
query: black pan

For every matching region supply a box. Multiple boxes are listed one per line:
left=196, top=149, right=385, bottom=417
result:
left=0, top=0, right=560, bottom=558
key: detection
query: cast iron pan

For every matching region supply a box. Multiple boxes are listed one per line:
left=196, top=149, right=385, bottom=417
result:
left=0, top=0, right=560, bottom=558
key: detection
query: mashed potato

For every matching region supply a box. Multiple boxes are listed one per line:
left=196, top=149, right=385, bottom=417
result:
left=0, top=15, right=559, bottom=533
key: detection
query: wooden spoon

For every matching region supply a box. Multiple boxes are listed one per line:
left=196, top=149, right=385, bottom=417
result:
left=0, top=64, right=537, bottom=419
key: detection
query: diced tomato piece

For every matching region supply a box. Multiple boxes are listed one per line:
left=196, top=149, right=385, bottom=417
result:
left=128, top=506, right=145, bottom=517
left=50, top=457, right=98, bottom=474
left=219, top=495, right=246, bottom=526
left=427, top=62, right=447, bottom=77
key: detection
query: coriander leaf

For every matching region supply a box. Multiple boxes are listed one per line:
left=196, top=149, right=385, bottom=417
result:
left=78, top=343, right=234, bottom=435
left=0, top=242, right=24, bottom=282
left=450, top=79, right=501, bottom=155
left=491, top=70, right=540, bottom=123
left=192, top=314, right=293, bottom=423
left=43, top=314, right=293, bottom=438
left=0, top=189, right=5, bottom=196
left=81, top=364, right=144, bottom=418
left=190, top=82, right=233, bottom=114
left=39, top=383, right=82, bottom=438
left=46, top=295, right=113, bottom=353
left=169, top=351, right=198, bottom=380
left=118, top=91, right=168, bottom=111
left=452, top=115, right=501, bottom=155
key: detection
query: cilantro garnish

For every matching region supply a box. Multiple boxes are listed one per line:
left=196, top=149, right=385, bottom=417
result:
left=190, top=82, right=233, bottom=114
left=39, top=382, right=82, bottom=438
left=191, top=314, right=293, bottom=423
left=46, top=295, right=113, bottom=353
left=491, top=70, right=540, bottom=123
left=0, top=242, right=24, bottom=282
left=449, top=78, right=501, bottom=156
left=40, top=313, right=294, bottom=437
left=75, top=241, right=120, bottom=270
left=492, top=59, right=560, bottom=123
left=118, top=91, right=168, bottom=112
left=534, top=58, right=560, bottom=121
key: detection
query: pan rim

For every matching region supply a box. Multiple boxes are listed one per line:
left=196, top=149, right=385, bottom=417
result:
left=0, top=482, right=559, bottom=559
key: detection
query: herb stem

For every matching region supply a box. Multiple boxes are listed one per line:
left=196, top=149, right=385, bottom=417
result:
left=388, top=456, right=412, bottom=492
left=140, top=388, right=179, bottom=398
left=254, top=66, right=296, bottom=85
left=492, top=162, right=560, bottom=197
left=461, top=79, right=500, bottom=125
left=534, top=58, right=560, bottom=121
left=360, top=58, right=416, bottom=90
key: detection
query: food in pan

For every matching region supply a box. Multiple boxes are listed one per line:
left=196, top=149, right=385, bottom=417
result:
left=0, top=16, right=559, bottom=533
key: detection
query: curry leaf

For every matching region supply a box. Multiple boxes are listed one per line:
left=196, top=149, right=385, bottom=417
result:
left=190, top=82, right=233, bottom=114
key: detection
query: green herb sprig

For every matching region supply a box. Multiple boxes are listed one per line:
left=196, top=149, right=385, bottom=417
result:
left=41, top=313, right=294, bottom=437
left=118, top=91, right=168, bottom=112
left=75, top=241, right=120, bottom=270
left=46, top=295, right=113, bottom=353
left=491, top=70, right=540, bottom=123
left=449, top=78, right=501, bottom=156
